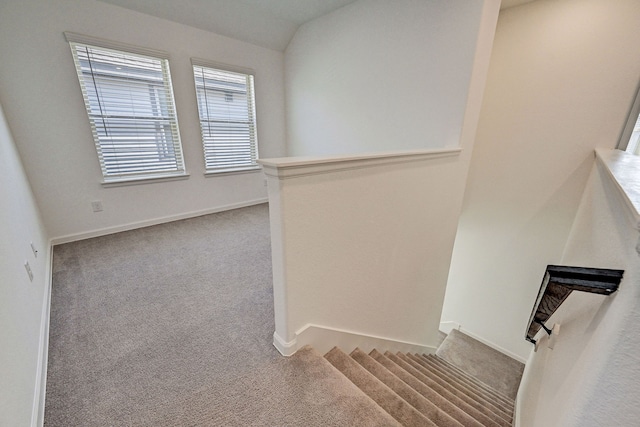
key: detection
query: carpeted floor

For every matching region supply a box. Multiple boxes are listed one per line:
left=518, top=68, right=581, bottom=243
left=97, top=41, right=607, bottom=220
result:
left=45, top=204, right=395, bottom=426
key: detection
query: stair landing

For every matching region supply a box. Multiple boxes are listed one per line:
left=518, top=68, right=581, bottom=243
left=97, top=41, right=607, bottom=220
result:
left=436, top=329, right=524, bottom=400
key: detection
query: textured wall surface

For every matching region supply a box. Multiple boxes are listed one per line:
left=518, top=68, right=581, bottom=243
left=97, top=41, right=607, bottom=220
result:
left=518, top=156, right=640, bottom=426
left=0, top=101, right=50, bottom=426
left=284, top=0, right=484, bottom=157
left=442, top=0, right=640, bottom=360
left=0, top=0, right=286, bottom=241
left=266, top=0, right=501, bottom=352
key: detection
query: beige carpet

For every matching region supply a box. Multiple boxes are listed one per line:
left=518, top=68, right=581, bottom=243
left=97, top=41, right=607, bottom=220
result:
left=436, top=329, right=524, bottom=400
left=45, top=204, right=396, bottom=426
left=325, top=346, right=518, bottom=427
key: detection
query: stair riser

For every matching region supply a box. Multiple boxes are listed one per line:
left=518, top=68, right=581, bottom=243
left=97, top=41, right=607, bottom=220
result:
left=350, top=349, right=464, bottom=427
left=422, top=355, right=514, bottom=406
left=323, top=346, right=516, bottom=427
left=407, top=354, right=514, bottom=412
left=396, top=353, right=513, bottom=423
left=325, top=347, right=435, bottom=427
left=370, top=350, right=502, bottom=427
left=383, top=352, right=513, bottom=427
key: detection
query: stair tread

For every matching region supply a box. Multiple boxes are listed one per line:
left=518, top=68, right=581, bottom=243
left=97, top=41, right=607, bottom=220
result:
left=383, top=351, right=513, bottom=427
left=325, top=347, right=437, bottom=427
left=396, top=352, right=513, bottom=421
left=319, top=344, right=516, bottom=427
left=406, top=354, right=514, bottom=412
left=350, top=348, right=464, bottom=427
left=436, top=330, right=524, bottom=400
left=369, top=349, right=504, bottom=427
left=422, top=355, right=515, bottom=405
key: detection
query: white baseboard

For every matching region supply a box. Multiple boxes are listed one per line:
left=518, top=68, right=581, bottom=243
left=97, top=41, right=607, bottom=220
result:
left=51, top=198, right=268, bottom=245
left=273, top=332, right=297, bottom=356
left=31, top=244, right=53, bottom=427
left=273, top=324, right=437, bottom=357
left=440, top=321, right=527, bottom=364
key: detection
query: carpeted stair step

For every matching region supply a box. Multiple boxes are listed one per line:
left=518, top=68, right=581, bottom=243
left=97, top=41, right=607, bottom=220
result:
left=413, top=354, right=514, bottom=410
left=349, top=348, right=463, bottom=427
left=404, top=353, right=514, bottom=415
left=392, top=352, right=513, bottom=424
left=369, top=350, right=502, bottom=427
left=324, top=347, right=436, bottom=426
left=382, top=351, right=513, bottom=427
left=436, top=330, right=524, bottom=400
left=324, top=346, right=516, bottom=427
left=422, top=354, right=515, bottom=407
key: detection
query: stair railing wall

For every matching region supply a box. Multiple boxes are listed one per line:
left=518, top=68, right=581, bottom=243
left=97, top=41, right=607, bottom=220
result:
left=515, top=150, right=640, bottom=427
left=260, top=149, right=469, bottom=356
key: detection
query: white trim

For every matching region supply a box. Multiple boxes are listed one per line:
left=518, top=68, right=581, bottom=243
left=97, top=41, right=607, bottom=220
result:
left=272, top=332, right=297, bottom=356
left=191, top=57, right=255, bottom=76
left=258, top=148, right=462, bottom=179
left=101, top=173, right=190, bottom=188
left=617, top=81, right=640, bottom=151
left=204, top=167, right=261, bottom=177
left=514, top=346, right=535, bottom=427
left=63, top=31, right=170, bottom=59
left=31, top=243, right=53, bottom=427
left=275, top=324, right=437, bottom=357
left=50, top=198, right=268, bottom=245
left=595, top=148, right=640, bottom=230
left=514, top=392, right=522, bottom=427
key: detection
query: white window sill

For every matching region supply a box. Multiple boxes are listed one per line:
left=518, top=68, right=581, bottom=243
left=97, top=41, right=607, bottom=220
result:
left=596, top=148, right=640, bottom=230
left=204, top=166, right=262, bottom=177
left=101, top=173, right=190, bottom=188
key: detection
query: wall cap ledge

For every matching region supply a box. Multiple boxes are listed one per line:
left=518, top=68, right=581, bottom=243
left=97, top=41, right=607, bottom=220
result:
left=258, top=148, right=462, bottom=179
left=595, top=148, right=640, bottom=231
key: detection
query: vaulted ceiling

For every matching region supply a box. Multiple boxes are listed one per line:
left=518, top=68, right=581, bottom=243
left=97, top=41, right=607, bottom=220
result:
left=98, top=0, right=536, bottom=51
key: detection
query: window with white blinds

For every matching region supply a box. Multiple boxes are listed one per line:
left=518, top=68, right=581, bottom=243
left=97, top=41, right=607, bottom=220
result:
left=192, top=63, right=259, bottom=173
left=66, top=33, right=185, bottom=182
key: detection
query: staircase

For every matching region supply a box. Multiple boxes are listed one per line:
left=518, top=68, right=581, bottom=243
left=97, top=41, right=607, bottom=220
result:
left=322, top=330, right=522, bottom=427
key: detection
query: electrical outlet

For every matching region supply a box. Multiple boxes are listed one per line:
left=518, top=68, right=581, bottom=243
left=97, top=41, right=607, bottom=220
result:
left=30, top=241, right=38, bottom=258
left=91, top=200, right=104, bottom=212
left=24, top=261, right=33, bottom=282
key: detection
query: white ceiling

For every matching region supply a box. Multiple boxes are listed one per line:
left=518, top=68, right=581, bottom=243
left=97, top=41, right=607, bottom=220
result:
left=98, top=0, right=537, bottom=52
left=98, top=0, right=358, bottom=51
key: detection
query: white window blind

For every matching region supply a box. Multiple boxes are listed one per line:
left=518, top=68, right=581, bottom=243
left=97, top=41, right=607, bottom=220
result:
left=66, top=34, right=185, bottom=182
left=192, top=63, right=259, bottom=173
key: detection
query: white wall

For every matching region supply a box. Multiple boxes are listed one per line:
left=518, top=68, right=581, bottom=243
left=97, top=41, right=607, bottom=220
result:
left=284, top=0, right=485, bottom=156
left=0, top=101, right=50, bottom=426
left=0, top=0, right=286, bottom=241
left=517, top=154, right=640, bottom=427
left=264, top=0, right=500, bottom=354
left=442, top=0, right=640, bottom=360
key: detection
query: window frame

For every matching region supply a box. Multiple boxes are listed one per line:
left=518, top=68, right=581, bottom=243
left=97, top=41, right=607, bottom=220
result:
left=191, top=58, right=260, bottom=175
left=618, top=80, right=640, bottom=155
left=65, top=32, right=187, bottom=185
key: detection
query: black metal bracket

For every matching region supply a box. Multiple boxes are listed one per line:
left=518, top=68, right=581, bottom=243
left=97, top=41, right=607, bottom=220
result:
left=534, top=319, right=552, bottom=336
left=525, top=265, right=624, bottom=344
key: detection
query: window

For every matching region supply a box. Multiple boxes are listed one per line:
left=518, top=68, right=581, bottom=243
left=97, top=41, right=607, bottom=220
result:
left=192, top=61, right=259, bottom=173
left=624, top=113, right=640, bottom=155
left=619, top=82, right=640, bottom=155
left=65, top=33, right=185, bottom=183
